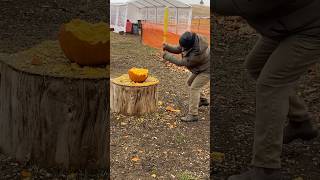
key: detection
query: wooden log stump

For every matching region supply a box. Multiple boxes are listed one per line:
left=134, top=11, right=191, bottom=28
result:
left=110, top=74, right=159, bottom=115
left=0, top=41, right=109, bottom=169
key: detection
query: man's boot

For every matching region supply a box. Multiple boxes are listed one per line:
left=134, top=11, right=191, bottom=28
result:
left=199, top=97, right=209, bottom=107
left=228, top=167, right=282, bottom=180
left=283, top=120, right=319, bottom=144
left=181, top=114, right=198, bottom=122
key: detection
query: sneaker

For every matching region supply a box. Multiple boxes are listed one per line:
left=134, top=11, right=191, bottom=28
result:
left=181, top=114, right=199, bottom=122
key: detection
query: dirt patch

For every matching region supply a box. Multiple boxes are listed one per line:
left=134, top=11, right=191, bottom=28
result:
left=110, top=33, right=210, bottom=179
left=211, top=16, right=320, bottom=180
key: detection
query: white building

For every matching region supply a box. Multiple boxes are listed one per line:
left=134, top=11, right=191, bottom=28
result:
left=110, top=0, right=193, bottom=33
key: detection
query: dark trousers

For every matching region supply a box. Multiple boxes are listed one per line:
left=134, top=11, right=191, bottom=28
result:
left=245, top=34, right=320, bottom=168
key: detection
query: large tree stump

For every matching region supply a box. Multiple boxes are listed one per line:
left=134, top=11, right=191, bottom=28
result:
left=0, top=41, right=109, bottom=169
left=110, top=74, right=159, bottom=115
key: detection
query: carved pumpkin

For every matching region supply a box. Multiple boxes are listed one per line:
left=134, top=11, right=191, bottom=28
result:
left=58, top=19, right=109, bottom=66
left=128, top=68, right=149, bottom=83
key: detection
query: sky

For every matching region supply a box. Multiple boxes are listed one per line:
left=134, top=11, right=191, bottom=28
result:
left=110, top=0, right=210, bottom=6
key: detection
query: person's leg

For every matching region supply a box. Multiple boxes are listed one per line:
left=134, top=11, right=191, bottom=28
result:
left=199, top=81, right=210, bottom=107
left=186, top=73, right=196, bottom=87
left=245, top=36, right=311, bottom=121
left=283, top=89, right=319, bottom=144
left=182, top=73, right=209, bottom=122
left=253, top=84, right=292, bottom=168
left=187, top=73, right=210, bottom=107
left=244, top=35, right=279, bottom=79
left=229, top=34, right=320, bottom=180
left=245, top=36, right=317, bottom=144
left=287, top=91, right=310, bottom=122
left=252, top=34, right=320, bottom=169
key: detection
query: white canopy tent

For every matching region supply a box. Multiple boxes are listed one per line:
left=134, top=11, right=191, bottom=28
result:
left=110, top=0, right=193, bottom=33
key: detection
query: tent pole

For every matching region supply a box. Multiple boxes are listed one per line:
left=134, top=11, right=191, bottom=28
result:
left=124, top=4, right=128, bottom=32
left=176, top=7, right=178, bottom=34
left=156, top=7, right=158, bottom=23
left=115, top=6, right=119, bottom=32
left=188, top=7, right=192, bottom=31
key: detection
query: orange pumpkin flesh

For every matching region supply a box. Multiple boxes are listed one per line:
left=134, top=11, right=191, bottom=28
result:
left=128, top=68, right=149, bottom=83
left=58, top=19, right=110, bottom=66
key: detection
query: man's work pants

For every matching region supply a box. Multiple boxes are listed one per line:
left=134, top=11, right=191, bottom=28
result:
left=245, top=34, right=320, bottom=168
left=187, top=72, right=210, bottom=116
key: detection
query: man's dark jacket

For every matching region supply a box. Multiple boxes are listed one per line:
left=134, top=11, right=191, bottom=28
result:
left=163, top=34, right=210, bottom=75
left=213, top=0, right=320, bottom=38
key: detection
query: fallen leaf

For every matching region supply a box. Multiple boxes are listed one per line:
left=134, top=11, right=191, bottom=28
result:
left=165, top=106, right=180, bottom=113
left=158, top=101, right=163, bottom=106
left=211, top=151, right=225, bottom=163
left=151, top=174, right=157, bottom=178
left=21, top=169, right=32, bottom=177
left=131, top=156, right=140, bottom=162
left=166, top=122, right=177, bottom=129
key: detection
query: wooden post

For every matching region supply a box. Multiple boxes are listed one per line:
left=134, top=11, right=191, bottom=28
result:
left=0, top=41, right=109, bottom=169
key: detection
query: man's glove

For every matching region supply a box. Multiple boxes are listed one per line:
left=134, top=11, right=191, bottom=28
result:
left=162, top=43, right=168, bottom=51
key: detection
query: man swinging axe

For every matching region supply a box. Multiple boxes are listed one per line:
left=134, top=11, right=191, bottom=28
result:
left=162, top=32, right=210, bottom=122
left=213, top=0, right=320, bottom=179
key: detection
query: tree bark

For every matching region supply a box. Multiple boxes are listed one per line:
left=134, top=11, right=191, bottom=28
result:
left=110, top=81, right=158, bottom=115
left=0, top=50, right=109, bottom=169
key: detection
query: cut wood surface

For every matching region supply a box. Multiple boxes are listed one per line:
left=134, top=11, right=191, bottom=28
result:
left=111, top=74, right=159, bottom=115
left=0, top=41, right=109, bottom=169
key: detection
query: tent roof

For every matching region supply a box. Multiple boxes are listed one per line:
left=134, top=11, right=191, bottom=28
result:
left=111, top=0, right=192, bottom=8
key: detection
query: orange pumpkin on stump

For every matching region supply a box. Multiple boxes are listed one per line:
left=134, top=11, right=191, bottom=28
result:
left=128, top=68, right=149, bottom=83
left=59, top=19, right=110, bottom=66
